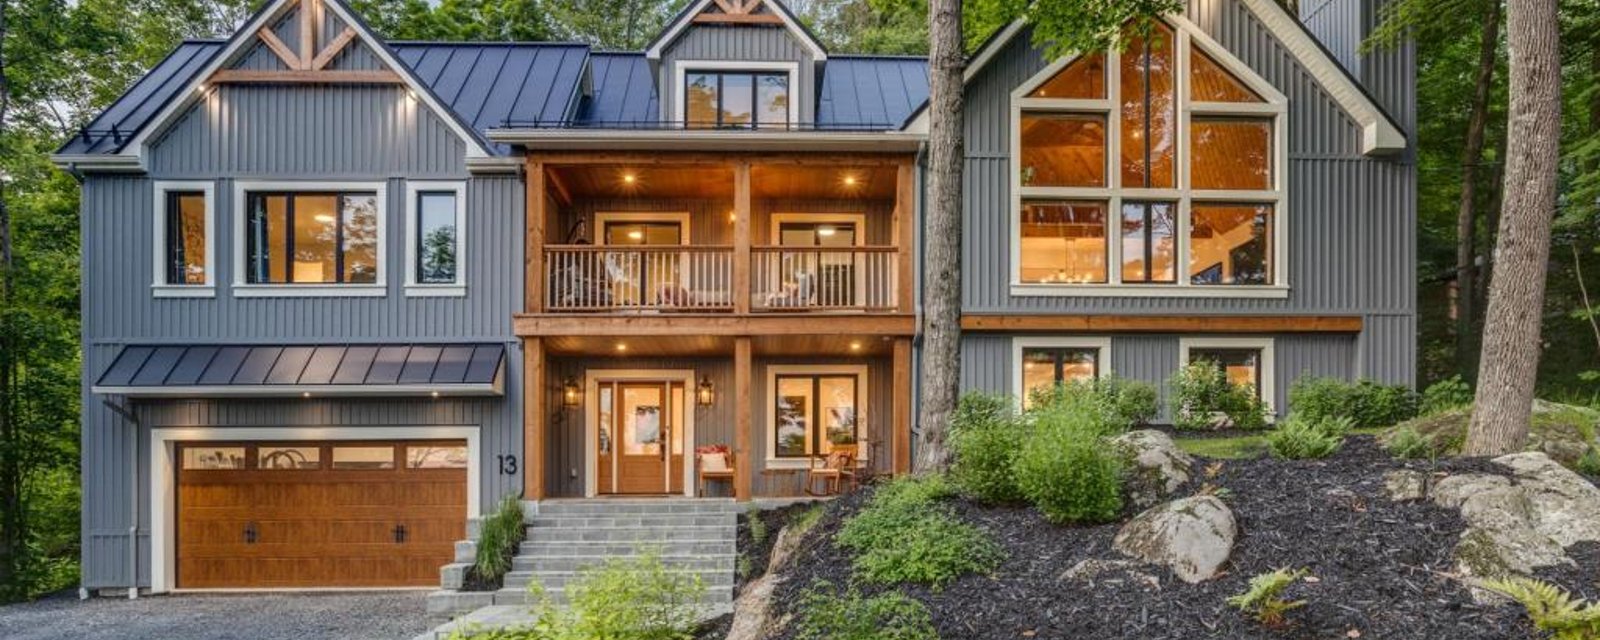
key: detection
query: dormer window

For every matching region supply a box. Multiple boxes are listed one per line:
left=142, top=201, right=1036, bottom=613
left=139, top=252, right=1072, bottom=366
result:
left=681, top=66, right=794, bottom=129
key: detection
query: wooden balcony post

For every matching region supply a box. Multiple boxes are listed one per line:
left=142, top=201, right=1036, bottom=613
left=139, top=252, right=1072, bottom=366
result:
left=733, top=161, right=752, bottom=314
left=526, top=160, right=546, bottom=314
left=895, top=160, right=916, bottom=314
left=734, top=337, right=753, bottom=501
left=524, top=337, right=546, bottom=499
left=892, top=337, right=912, bottom=475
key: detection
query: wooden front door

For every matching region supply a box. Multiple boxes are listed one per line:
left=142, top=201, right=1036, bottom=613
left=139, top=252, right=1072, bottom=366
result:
left=175, top=440, right=467, bottom=589
left=597, top=380, right=686, bottom=495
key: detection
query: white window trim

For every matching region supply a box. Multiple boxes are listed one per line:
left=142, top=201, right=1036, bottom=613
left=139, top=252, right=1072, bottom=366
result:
left=594, top=212, right=694, bottom=244
left=404, top=181, right=468, bottom=298
left=1178, top=336, right=1277, bottom=415
left=151, top=181, right=217, bottom=298
left=1009, top=20, right=1290, bottom=299
left=1011, top=336, right=1112, bottom=410
left=671, top=60, right=801, bottom=128
left=231, top=180, right=389, bottom=298
left=147, top=425, right=482, bottom=593
left=764, top=364, right=870, bottom=469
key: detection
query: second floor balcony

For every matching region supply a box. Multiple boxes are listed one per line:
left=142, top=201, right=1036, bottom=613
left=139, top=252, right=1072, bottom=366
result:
left=528, top=156, right=915, bottom=316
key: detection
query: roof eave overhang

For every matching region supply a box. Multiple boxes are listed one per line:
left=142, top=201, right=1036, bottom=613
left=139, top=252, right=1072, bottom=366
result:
left=92, top=382, right=504, bottom=399
left=487, top=129, right=925, bottom=153
left=50, top=154, right=146, bottom=173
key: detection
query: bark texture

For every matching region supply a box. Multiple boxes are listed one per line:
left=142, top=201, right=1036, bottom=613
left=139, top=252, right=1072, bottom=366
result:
left=1454, top=1, right=1501, bottom=378
left=915, top=0, right=964, bottom=473
left=1465, top=0, right=1562, bottom=456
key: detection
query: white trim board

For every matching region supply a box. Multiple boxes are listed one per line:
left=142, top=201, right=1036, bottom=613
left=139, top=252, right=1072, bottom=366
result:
left=151, top=181, right=218, bottom=298
left=581, top=369, right=699, bottom=498
left=230, top=180, right=390, bottom=297
left=1010, top=336, right=1112, bottom=409
left=906, top=4, right=1405, bottom=155
left=118, top=0, right=492, bottom=161
left=764, top=364, right=870, bottom=470
left=403, top=181, right=468, bottom=298
left=148, top=425, right=483, bottom=593
left=646, top=0, right=828, bottom=62
left=671, top=60, right=802, bottom=128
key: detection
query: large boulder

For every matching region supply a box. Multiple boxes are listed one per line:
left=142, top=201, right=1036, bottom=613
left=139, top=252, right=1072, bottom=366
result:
left=1383, top=470, right=1430, bottom=502
left=1112, top=430, right=1195, bottom=509
left=1431, top=474, right=1513, bottom=510
left=1492, top=452, right=1600, bottom=546
left=1452, top=486, right=1573, bottom=581
left=1382, top=402, right=1600, bottom=470
left=1113, top=496, right=1236, bottom=584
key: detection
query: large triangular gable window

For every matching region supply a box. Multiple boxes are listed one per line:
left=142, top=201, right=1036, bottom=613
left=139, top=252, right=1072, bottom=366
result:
left=1011, top=19, right=1288, bottom=297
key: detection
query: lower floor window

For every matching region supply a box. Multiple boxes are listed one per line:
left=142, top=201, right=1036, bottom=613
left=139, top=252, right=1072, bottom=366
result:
left=1021, top=347, right=1100, bottom=408
left=773, top=374, right=860, bottom=458
left=1188, top=348, right=1263, bottom=398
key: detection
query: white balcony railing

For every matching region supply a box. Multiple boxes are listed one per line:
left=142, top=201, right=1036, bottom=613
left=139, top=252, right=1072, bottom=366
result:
left=545, top=245, right=734, bottom=312
left=750, top=246, right=899, bottom=312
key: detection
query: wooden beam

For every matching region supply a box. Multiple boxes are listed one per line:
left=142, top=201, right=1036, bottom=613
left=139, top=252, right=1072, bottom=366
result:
left=734, top=337, right=752, bottom=502
left=524, top=337, right=546, bottom=500
left=544, top=168, right=575, bottom=208
left=256, top=29, right=303, bottom=70
left=959, top=314, right=1366, bottom=334
left=526, top=160, right=546, bottom=313
left=892, top=338, right=912, bottom=475
left=894, top=161, right=915, bottom=314
left=733, top=161, right=752, bottom=314
left=310, top=27, right=358, bottom=71
left=208, top=69, right=403, bottom=84
left=515, top=313, right=917, bottom=337
left=710, top=0, right=739, bottom=13
left=299, top=0, right=316, bottom=70
left=693, top=12, right=785, bottom=25
left=524, top=151, right=913, bottom=167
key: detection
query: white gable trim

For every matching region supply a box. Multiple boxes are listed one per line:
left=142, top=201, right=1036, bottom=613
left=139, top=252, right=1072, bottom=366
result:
left=118, top=0, right=492, bottom=160
left=646, top=0, right=828, bottom=62
left=908, top=3, right=1405, bottom=155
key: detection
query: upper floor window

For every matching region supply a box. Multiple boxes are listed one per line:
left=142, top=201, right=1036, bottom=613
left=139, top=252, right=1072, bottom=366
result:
left=1012, top=21, right=1287, bottom=297
left=405, top=182, right=467, bottom=297
left=245, top=191, right=379, bottom=285
left=683, top=68, right=792, bottom=129
left=152, top=181, right=215, bottom=297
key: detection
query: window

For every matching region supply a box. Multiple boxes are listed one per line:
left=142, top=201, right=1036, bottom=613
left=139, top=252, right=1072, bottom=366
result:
left=244, top=189, right=381, bottom=287
left=1012, top=21, right=1286, bottom=296
left=153, top=181, right=214, bottom=296
left=181, top=446, right=244, bottom=470
left=1179, top=337, right=1275, bottom=411
left=1013, top=338, right=1110, bottom=409
left=407, top=445, right=468, bottom=469
left=405, top=182, right=466, bottom=296
left=257, top=446, right=321, bottom=470
left=332, top=446, right=395, bottom=470
left=767, top=366, right=867, bottom=464
left=683, top=69, right=791, bottom=129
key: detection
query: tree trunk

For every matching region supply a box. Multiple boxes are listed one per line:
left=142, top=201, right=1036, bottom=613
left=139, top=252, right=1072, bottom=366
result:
left=1464, top=0, right=1562, bottom=456
left=1455, top=1, right=1501, bottom=379
left=915, top=0, right=964, bottom=473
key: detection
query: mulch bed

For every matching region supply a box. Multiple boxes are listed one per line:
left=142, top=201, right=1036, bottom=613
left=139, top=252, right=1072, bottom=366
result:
left=766, top=436, right=1584, bottom=639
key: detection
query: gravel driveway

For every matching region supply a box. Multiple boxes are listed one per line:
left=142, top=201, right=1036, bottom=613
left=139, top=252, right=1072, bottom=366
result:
left=0, top=591, right=435, bottom=640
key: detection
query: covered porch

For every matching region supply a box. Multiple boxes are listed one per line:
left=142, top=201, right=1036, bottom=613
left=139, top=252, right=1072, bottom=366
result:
left=520, top=326, right=913, bottom=500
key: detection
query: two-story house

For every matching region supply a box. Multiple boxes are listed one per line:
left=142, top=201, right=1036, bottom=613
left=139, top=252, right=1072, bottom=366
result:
left=56, top=0, right=1411, bottom=596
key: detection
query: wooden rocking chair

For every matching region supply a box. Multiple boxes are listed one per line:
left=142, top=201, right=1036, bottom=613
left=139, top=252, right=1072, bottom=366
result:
left=804, top=450, right=857, bottom=496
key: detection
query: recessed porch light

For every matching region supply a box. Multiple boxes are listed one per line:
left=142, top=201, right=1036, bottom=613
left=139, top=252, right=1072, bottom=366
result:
left=615, top=343, right=628, bottom=352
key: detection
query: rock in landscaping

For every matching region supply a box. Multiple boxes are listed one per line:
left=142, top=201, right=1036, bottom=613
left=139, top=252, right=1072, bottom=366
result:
left=1113, top=496, right=1236, bottom=584
left=1431, top=474, right=1513, bottom=510
left=1384, top=401, right=1600, bottom=470
left=1383, top=470, right=1430, bottom=502
left=1113, top=430, right=1195, bottom=509
left=1492, top=452, right=1600, bottom=547
left=1453, top=486, right=1573, bottom=581
left=1058, top=558, right=1160, bottom=591
left=727, top=514, right=814, bottom=640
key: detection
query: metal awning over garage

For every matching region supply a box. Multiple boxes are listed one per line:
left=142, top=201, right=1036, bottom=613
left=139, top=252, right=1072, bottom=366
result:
left=93, top=343, right=506, bottom=398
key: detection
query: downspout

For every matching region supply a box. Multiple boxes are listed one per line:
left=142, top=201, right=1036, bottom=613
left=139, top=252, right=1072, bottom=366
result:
left=102, top=398, right=140, bottom=599
left=911, top=141, right=930, bottom=452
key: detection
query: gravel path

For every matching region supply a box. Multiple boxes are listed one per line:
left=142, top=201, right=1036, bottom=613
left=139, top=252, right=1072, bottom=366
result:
left=0, top=590, right=434, bottom=640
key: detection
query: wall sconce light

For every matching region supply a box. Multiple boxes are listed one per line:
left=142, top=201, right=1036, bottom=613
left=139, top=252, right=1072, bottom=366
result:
left=562, top=377, right=582, bottom=408
left=696, top=376, right=715, bottom=407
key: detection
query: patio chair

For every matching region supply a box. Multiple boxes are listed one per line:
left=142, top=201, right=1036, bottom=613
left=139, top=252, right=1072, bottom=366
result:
left=804, top=449, right=856, bottom=496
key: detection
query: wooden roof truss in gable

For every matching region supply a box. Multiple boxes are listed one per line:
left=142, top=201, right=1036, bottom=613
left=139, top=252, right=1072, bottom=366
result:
left=696, top=0, right=785, bottom=25
left=211, top=0, right=400, bottom=85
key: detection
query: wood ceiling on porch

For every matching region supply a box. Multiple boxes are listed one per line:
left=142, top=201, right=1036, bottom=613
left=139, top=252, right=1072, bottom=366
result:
left=543, top=334, right=895, bottom=357
left=543, top=164, right=898, bottom=200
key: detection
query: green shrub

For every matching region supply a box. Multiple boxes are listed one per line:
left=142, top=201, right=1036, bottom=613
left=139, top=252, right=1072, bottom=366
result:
left=1287, top=376, right=1350, bottom=424
left=1227, top=567, right=1309, bottom=627
left=565, top=550, right=707, bottom=640
left=1266, top=415, right=1349, bottom=460
left=1098, top=376, right=1161, bottom=427
left=949, top=393, right=1026, bottom=504
left=1578, top=448, right=1600, bottom=477
left=795, top=581, right=938, bottom=640
left=1027, top=380, right=1133, bottom=437
left=837, top=476, right=1002, bottom=587
left=1421, top=375, right=1474, bottom=416
left=1385, top=425, right=1438, bottom=460
left=1476, top=577, right=1600, bottom=640
left=1348, top=380, right=1419, bottom=429
left=1012, top=409, right=1124, bottom=524
left=475, top=494, right=526, bottom=583
left=747, top=505, right=768, bottom=545
left=1169, top=362, right=1271, bottom=431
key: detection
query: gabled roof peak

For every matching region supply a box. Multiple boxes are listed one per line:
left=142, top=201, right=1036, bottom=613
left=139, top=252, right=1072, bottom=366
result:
left=645, top=0, right=827, bottom=61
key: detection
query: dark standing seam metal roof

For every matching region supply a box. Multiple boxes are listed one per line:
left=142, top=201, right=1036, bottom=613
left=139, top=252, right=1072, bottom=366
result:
left=96, top=343, right=506, bottom=395
left=818, top=56, right=930, bottom=130
left=573, top=53, right=661, bottom=127
left=57, top=41, right=223, bottom=155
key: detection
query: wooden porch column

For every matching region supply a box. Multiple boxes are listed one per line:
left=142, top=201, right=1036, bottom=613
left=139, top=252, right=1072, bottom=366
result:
left=895, top=160, right=916, bottom=314
left=523, top=337, right=546, bottom=499
left=892, top=337, right=912, bottom=475
left=525, top=160, right=546, bottom=313
left=733, top=161, right=752, bottom=315
left=734, top=336, right=753, bottom=501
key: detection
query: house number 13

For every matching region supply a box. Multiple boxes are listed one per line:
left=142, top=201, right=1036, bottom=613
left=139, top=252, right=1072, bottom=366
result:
left=497, top=455, right=518, bottom=475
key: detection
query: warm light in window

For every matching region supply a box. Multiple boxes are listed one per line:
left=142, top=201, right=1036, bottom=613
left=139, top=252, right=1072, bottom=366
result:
left=313, top=214, right=336, bottom=224
left=817, top=225, right=837, bottom=237
left=627, top=230, right=644, bottom=240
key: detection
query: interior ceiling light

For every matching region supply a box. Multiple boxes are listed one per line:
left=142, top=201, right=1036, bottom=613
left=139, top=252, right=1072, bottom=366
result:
left=817, top=225, right=837, bottom=237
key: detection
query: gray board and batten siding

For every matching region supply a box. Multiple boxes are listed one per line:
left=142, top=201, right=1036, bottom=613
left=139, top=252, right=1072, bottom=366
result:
left=79, top=71, right=525, bottom=588
left=956, top=0, right=1416, bottom=401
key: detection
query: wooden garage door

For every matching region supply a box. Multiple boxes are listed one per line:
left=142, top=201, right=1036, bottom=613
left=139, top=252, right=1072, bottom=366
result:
left=176, top=440, right=468, bottom=589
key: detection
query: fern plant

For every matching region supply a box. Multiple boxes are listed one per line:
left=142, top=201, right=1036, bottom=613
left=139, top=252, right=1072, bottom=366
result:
left=1476, top=577, right=1600, bottom=640
left=1227, top=568, right=1310, bottom=627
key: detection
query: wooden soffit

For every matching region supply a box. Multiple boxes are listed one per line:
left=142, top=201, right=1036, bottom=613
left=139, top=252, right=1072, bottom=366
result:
left=961, top=314, right=1364, bottom=334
